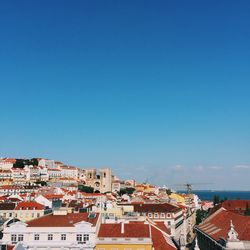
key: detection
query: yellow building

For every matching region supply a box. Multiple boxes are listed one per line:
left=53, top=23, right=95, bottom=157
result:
left=95, top=222, right=152, bottom=250
left=169, top=193, right=186, bottom=204
left=14, top=201, right=46, bottom=222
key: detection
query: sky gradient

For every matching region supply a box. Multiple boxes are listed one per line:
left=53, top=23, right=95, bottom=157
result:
left=1, top=1, right=250, bottom=190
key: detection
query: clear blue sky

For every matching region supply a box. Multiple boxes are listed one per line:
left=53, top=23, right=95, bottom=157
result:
left=1, top=1, right=250, bottom=190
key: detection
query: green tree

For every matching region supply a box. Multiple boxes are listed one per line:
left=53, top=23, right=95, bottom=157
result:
left=166, top=189, right=172, bottom=195
left=196, top=209, right=208, bottom=225
left=78, top=185, right=94, bottom=193
left=244, top=203, right=250, bottom=216
left=35, top=181, right=47, bottom=186
left=213, top=195, right=220, bottom=206
left=118, top=187, right=135, bottom=196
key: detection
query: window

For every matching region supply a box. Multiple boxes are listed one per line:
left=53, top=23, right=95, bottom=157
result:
left=61, top=234, right=66, bottom=240
left=77, top=234, right=82, bottom=242
left=11, top=234, right=17, bottom=244
left=18, top=234, right=24, bottom=241
left=154, top=213, right=159, bottom=218
left=148, top=213, right=152, bottom=218
left=168, top=221, right=171, bottom=226
left=48, top=234, right=53, bottom=240
left=83, top=234, right=89, bottom=242
left=34, top=234, right=39, bottom=241
left=160, top=213, right=165, bottom=218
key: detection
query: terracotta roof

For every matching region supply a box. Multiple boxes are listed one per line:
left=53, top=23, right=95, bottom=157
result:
left=133, top=203, right=181, bottom=213
left=222, top=200, right=250, bottom=213
left=15, top=201, right=44, bottom=210
left=27, top=212, right=99, bottom=227
left=151, top=226, right=176, bottom=250
left=0, top=170, right=12, bottom=173
left=0, top=203, right=16, bottom=210
left=43, top=194, right=64, bottom=200
left=197, top=208, right=250, bottom=241
left=209, top=200, right=250, bottom=216
left=4, top=158, right=16, bottom=163
left=98, top=222, right=150, bottom=238
left=154, top=221, right=171, bottom=235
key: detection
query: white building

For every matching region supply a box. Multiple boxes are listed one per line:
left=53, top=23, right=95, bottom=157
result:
left=38, top=159, right=56, bottom=169
left=1, top=210, right=100, bottom=250
left=60, top=166, right=78, bottom=179
left=0, top=158, right=16, bottom=170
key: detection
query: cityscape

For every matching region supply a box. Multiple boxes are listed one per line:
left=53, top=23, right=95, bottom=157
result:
left=1, top=1, right=250, bottom=250
left=0, top=157, right=249, bottom=249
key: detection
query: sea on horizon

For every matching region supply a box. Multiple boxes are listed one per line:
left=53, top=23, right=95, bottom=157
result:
left=191, top=190, right=250, bottom=201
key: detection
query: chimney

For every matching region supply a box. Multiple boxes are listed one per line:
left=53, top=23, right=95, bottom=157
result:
left=121, top=221, right=124, bottom=234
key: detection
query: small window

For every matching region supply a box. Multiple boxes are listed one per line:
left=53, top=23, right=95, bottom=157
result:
left=48, top=234, right=53, bottom=240
left=148, top=213, right=152, bottom=218
left=83, top=234, right=89, bottom=242
left=61, top=234, right=66, bottom=240
left=11, top=234, right=17, bottom=244
left=34, top=234, right=39, bottom=241
left=77, top=234, right=82, bottom=242
left=18, top=234, right=24, bottom=241
left=154, top=213, right=159, bottom=218
left=168, top=221, right=171, bottom=226
left=160, top=213, right=165, bottom=218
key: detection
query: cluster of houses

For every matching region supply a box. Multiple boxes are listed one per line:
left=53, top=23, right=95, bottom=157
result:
left=3, top=157, right=249, bottom=249
left=0, top=157, right=202, bottom=250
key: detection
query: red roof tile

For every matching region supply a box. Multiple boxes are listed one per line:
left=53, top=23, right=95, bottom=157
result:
left=151, top=226, right=176, bottom=250
left=197, top=208, right=250, bottom=241
left=98, top=223, right=150, bottom=238
left=15, top=201, right=44, bottom=210
left=133, top=203, right=181, bottom=213
left=27, top=212, right=99, bottom=227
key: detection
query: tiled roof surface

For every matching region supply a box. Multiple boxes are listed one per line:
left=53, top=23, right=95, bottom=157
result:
left=0, top=202, right=16, bottom=210
left=27, top=212, right=99, bottom=227
left=43, top=194, right=64, bottom=200
left=133, top=203, right=181, bottom=213
left=98, top=223, right=150, bottom=238
left=197, top=208, right=250, bottom=241
left=151, top=226, right=176, bottom=250
left=209, top=200, right=250, bottom=216
left=15, top=201, right=44, bottom=210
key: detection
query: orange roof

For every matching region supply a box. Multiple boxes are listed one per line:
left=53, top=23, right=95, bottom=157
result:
left=154, top=221, right=171, bottom=234
left=15, top=201, right=44, bottom=210
left=197, top=208, right=250, bottom=241
left=27, top=213, right=99, bottom=227
left=152, top=226, right=176, bottom=250
left=43, top=194, right=64, bottom=200
left=0, top=170, right=12, bottom=173
left=81, top=192, right=104, bottom=197
left=4, top=158, right=16, bottom=163
left=98, top=223, right=150, bottom=238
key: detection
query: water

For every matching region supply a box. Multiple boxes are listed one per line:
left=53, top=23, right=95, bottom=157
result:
left=192, top=190, right=250, bottom=201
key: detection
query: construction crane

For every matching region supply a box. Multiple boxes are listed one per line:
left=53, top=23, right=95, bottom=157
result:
left=174, top=182, right=212, bottom=194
